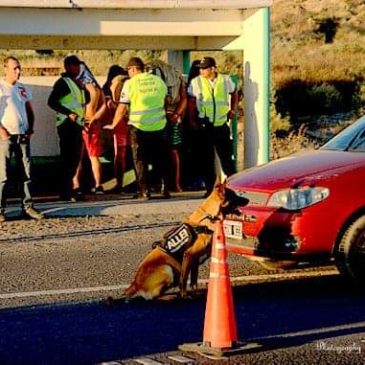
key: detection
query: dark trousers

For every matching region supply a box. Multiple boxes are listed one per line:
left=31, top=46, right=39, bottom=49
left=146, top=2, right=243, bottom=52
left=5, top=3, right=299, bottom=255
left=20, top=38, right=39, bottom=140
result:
left=129, top=126, right=170, bottom=193
left=0, top=135, right=33, bottom=211
left=204, top=123, right=236, bottom=194
left=57, top=121, right=84, bottom=199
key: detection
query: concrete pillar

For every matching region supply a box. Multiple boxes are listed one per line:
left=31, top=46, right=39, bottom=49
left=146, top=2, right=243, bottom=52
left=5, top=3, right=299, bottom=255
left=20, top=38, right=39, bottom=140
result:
left=243, top=7, right=270, bottom=167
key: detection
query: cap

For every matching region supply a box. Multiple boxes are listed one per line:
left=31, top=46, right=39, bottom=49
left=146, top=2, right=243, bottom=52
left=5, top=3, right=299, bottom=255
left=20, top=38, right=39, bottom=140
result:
left=126, top=57, right=144, bottom=69
left=197, top=57, right=216, bottom=69
left=64, top=55, right=81, bottom=67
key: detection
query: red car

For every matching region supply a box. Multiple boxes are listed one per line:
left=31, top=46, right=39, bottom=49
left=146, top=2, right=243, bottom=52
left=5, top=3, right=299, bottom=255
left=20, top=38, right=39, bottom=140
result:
left=225, top=116, right=365, bottom=282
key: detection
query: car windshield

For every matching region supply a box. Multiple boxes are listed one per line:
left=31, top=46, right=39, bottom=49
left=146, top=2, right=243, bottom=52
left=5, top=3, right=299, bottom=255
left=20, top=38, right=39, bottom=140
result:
left=321, top=116, right=365, bottom=152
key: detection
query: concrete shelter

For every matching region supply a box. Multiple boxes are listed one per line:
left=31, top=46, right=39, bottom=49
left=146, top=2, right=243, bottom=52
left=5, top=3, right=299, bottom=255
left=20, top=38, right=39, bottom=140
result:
left=0, top=0, right=272, bottom=167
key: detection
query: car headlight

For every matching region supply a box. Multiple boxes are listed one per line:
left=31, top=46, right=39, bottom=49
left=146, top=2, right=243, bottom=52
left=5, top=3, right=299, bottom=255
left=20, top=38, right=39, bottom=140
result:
left=267, top=186, right=330, bottom=210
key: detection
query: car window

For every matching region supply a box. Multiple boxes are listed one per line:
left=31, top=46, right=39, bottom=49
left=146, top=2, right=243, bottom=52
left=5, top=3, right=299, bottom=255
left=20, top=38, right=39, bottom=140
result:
left=321, top=116, right=365, bottom=151
left=347, top=129, right=365, bottom=151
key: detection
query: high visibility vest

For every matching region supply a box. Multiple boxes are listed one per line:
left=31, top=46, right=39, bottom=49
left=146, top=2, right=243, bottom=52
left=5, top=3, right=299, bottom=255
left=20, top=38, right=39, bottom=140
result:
left=56, top=77, right=86, bottom=127
left=128, top=73, right=167, bottom=132
left=191, top=74, right=231, bottom=127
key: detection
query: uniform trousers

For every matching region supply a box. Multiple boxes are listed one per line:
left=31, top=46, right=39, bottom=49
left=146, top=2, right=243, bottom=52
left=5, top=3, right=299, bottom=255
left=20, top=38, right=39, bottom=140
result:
left=57, top=120, right=84, bottom=199
left=203, top=122, right=236, bottom=194
left=129, top=126, right=170, bottom=193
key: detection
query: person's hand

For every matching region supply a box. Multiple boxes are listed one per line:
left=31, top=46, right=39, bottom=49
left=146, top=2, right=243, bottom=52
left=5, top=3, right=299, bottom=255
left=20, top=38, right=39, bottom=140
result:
left=227, top=109, right=236, bottom=120
left=0, top=128, right=9, bottom=141
left=167, top=111, right=181, bottom=124
left=68, top=112, right=78, bottom=123
left=103, top=124, right=114, bottom=130
left=25, top=130, right=34, bottom=139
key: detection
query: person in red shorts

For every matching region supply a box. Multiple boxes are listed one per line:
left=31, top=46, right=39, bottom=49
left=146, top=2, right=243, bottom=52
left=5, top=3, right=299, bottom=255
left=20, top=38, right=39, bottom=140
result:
left=73, top=61, right=105, bottom=195
left=92, top=65, right=131, bottom=194
left=105, top=66, right=130, bottom=193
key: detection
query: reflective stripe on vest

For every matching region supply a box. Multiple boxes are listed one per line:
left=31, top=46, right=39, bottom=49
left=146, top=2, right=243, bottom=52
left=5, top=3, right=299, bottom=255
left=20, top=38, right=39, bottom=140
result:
left=128, top=73, right=167, bottom=132
left=56, top=77, right=85, bottom=127
left=192, top=74, right=230, bottom=127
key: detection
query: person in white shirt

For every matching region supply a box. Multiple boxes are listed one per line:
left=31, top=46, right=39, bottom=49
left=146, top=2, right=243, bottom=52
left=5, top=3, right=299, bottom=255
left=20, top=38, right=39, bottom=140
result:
left=0, top=56, right=44, bottom=222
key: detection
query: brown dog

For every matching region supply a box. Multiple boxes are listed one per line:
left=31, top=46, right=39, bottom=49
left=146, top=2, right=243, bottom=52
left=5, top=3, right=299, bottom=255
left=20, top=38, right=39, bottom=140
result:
left=124, top=181, right=249, bottom=300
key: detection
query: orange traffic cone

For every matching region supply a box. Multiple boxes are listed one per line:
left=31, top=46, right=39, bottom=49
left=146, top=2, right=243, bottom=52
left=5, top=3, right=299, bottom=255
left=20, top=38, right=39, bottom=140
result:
left=179, top=219, right=261, bottom=358
left=203, top=218, right=238, bottom=349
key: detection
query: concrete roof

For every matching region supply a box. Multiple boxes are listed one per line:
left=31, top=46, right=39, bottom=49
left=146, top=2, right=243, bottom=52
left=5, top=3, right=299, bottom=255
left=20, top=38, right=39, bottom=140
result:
left=0, top=0, right=272, bottom=9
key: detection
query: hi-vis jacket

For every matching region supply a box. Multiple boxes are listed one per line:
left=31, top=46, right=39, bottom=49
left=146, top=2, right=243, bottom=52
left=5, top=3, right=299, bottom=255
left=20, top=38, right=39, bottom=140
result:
left=128, top=72, right=167, bottom=132
left=191, top=74, right=232, bottom=127
left=56, top=77, right=86, bottom=127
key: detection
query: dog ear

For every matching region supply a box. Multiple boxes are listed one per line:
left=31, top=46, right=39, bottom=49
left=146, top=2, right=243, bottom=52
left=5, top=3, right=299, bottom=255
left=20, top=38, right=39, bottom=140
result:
left=215, top=179, right=227, bottom=203
left=213, top=175, right=227, bottom=189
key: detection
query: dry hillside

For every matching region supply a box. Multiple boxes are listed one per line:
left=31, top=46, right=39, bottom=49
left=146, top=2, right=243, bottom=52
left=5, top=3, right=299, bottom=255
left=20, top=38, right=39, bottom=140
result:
left=272, top=0, right=365, bottom=86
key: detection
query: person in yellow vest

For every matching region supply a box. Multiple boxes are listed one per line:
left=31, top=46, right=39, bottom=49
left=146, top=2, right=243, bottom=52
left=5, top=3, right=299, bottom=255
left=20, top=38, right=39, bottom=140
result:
left=187, top=57, right=238, bottom=196
left=104, top=57, right=170, bottom=200
left=48, top=55, right=90, bottom=201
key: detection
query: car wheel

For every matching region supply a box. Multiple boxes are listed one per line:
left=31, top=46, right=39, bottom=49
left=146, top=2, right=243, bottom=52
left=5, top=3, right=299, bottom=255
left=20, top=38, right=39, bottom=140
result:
left=336, top=215, right=365, bottom=283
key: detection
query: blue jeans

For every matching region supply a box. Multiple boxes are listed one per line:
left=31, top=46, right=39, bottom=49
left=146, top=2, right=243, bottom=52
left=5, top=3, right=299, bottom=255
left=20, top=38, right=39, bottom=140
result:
left=0, top=135, right=33, bottom=212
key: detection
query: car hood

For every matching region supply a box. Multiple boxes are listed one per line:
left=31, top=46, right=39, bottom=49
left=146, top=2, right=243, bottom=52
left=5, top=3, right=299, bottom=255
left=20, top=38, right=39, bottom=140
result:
left=228, top=150, right=365, bottom=191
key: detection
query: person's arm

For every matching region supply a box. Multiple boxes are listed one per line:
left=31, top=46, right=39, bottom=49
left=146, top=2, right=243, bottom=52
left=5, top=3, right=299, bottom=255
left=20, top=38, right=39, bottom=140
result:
left=84, top=83, right=103, bottom=121
left=228, top=90, right=239, bottom=120
left=110, top=75, right=124, bottom=102
left=25, top=101, right=35, bottom=136
left=89, top=99, right=110, bottom=125
left=89, top=75, right=124, bottom=125
left=170, top=80, right=187, bottom=124
left=0, top=124, right=9, bottom=140
left=104, top=102, right=128, bottom=130
left=186, top=80, right=200, bottom=129
left=104, top=79, right=129, bottom=129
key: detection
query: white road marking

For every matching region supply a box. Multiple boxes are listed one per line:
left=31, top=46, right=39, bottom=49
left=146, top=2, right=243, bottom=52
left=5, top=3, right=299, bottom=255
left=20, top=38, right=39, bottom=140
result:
left=257, top=321, right=365, bottom=339
left=0, top=284, right=128, bottom=299
left=134, top=358, right=164, bottom=365
left=0, top=269, right=338, bottom=300
left=167, top=355, right=195, bottom=363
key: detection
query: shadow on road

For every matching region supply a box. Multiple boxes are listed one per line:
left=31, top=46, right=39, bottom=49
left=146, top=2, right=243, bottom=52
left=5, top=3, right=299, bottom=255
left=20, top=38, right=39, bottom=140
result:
left=0, top=274, right=364, bottom=364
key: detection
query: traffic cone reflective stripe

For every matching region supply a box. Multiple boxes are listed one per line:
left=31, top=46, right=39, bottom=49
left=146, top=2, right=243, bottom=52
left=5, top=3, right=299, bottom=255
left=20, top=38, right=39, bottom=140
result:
left=203, top=219, right=238, bottom=349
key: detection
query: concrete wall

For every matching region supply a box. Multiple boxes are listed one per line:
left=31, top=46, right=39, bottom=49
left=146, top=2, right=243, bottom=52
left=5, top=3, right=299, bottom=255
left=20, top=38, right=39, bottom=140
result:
left=23, top=76, right=59, bottom=156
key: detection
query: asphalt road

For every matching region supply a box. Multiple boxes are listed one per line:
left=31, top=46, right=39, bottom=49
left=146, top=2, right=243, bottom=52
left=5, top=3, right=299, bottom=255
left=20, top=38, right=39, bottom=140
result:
left=1, top=196, right=365, bottom=364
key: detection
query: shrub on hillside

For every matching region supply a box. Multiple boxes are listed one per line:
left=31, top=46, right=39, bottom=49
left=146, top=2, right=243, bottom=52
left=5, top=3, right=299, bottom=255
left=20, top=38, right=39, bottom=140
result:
left=271, top=124, right=317, bottom=160
left=307, top=83, right=343, bottom=113
left=275, top=79, right=359, bottom=119
left=270, top=90, right=292, bottom=133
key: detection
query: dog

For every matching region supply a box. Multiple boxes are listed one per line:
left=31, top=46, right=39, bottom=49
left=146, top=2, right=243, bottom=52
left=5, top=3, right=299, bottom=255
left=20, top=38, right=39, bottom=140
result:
left=124, top=179, right=249, bottom=300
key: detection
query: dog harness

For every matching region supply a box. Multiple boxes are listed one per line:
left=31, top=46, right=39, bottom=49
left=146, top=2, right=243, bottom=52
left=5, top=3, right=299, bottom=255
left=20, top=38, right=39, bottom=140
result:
left=152, top=223, right=213, bottom=263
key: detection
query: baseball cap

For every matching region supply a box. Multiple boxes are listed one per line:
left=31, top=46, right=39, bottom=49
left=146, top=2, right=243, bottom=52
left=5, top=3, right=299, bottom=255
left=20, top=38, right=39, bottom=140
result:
left=198, top=57, right=216, bottom=69
left=64, top=55, right=81, bottom=67
left=126, top=57, right=145, bottom=69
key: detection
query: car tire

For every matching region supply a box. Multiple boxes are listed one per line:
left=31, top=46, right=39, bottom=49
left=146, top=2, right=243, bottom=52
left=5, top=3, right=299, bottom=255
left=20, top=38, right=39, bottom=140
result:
left=335, top=215, right=365, bottom=283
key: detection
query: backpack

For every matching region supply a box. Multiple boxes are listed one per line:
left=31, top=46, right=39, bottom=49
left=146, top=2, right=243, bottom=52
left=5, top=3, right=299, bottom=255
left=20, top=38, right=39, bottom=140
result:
left=147, top=60, right=182, bottom=110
